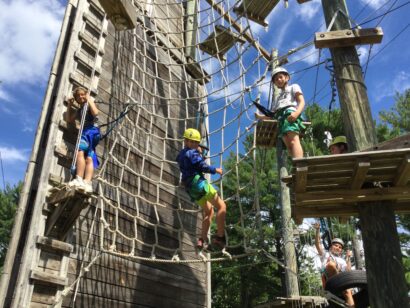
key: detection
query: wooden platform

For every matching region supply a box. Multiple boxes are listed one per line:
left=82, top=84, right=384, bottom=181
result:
left=199, top=25, right=246, bottom=59
left=45, top=186, right=93, bottom=240
left=255, top=296, right=327, bottom=308
left=233, top=0, right=280, bottom=27
left=286, top=148, right=410, bottom=222
left=255, top=113, right=311, bottom=148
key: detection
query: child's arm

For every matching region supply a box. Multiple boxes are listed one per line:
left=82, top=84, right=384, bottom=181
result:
left=288, top=90, right=305, bottom=123
left=313, top=223, right=324, bottom=256
left=66, top=98, right=77, bottom=123
left=87, top=96, right=99, bottom=117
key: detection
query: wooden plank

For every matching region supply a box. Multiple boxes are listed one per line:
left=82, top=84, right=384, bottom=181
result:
left=393, top=155, right=410, bottom=186
left=314, top=27, right=383, bottom=49
left=31, top=284, right=58, bottom=305
left=45, top=189, right=92, bottom=240
left=36, top=236, right=73, bottom=254
left=292, top=148, right=410, bottom=165
left=30, top=270, right=67, bottom=287
left=47, top=186, right=92, bottom=205
left=295, top=186, right=410, bottom=206
left=199, top=25, right=246, bottom=59
left=98, top=0, right=137, bottom=30
left=350, top=160, right=370, bottom=189
left=295, top=166, right=308, bottom=193
left=233, top=0, right=280, bottom=27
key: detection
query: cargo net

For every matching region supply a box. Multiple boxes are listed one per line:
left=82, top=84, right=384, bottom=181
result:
left=88, top=0, right=316, bottom=264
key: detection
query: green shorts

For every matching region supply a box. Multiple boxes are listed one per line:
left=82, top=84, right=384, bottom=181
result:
left=187, top=175, right=218, bottom=207
left=276, top=107, right=306, bottom=137
left=197, top=181, right=217, bottom=207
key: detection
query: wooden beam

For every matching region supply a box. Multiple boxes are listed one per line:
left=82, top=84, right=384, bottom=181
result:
left=205, top=0, right=271, bottom=61
left=296, top=186, right=410, bottom=205
left=30, top=270, right=67, bottom=287
left=350, top=160, right=370, bottom=189
left=295, top=166, right=308, bottom=193
left=393, top=154, right=410, bottom=186
left=314, top=27, right=383, bottom=49
left=97, top=0, right=137, bottom=30
left=36, top=236, right=73, bottom=254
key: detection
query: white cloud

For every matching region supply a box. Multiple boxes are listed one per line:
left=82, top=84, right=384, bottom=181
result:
left=392, top=71, right=410, bottom=94
left=357, top=46, right=369, bottom=64
left=374, top=71, right=410, bottom=101
left=0, top=0, right=64, bottom=85
left=294, top=0, right=321, bottom=23
left=0, top=146, right=28, bottom=162
left=358, top=0, right=386, bottom=10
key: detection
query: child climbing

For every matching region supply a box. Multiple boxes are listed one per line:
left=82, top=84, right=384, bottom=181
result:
left=66, top=87, right=100, bottom=193
left=176, top=128, right=227, bottom=250
left=313, top=222, right=354, bottom=306
left=270, top=67, right=306, bottom=158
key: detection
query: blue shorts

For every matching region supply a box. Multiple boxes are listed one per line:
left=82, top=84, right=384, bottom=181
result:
left=79, top=126, right=100, bottom=168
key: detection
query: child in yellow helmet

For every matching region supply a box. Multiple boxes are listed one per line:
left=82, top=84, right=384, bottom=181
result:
left=176, top=128, right=227, bottom=250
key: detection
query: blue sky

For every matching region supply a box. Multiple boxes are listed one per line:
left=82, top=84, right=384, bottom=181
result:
left=0, top=0, right=409, bottom=187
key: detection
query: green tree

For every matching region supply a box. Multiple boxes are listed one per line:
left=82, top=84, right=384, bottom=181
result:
left=378, top=89, right=410, bottom=137
left=375, top=89, right=410, bottom=287
left=211, top=136, right=283, bottom=307
left=0, top=182, right=22, bottom=272
left=302, top=103, right=344, bottom=156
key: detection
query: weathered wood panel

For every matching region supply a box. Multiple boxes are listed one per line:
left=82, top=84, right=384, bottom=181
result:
left=3, top=0, right=208, bottom=307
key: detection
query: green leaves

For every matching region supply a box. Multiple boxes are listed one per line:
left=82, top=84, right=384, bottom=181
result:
left=0, top=182, right=22, bottom=273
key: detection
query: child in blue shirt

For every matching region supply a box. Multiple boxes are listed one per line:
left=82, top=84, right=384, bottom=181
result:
left=176, top=128, right=226, bottom=249
left=66, top=87, right=100, bottom=193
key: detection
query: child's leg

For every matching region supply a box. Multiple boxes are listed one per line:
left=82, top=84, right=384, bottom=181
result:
left=84, top=156, right=94, bottom=182
left=201, top=202, right=214, bottom=240
left=209, top=194, right=226, bottom=237
left=76, top=151, right=86, bottom=178
left=282, top=132, right=303, bottom=158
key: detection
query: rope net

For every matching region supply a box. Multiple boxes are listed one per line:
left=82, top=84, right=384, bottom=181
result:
left=89, top=0, right=309, bottom=264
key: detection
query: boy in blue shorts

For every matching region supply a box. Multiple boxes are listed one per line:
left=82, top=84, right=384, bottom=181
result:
left=271, top=67, right=306, bottom=158
left=176, top=128, right=226, bottom=250
left=66, top=87, right=100, bottom=193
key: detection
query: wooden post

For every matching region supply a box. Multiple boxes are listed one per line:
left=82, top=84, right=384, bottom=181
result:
left=352, top=232, right=364, bottom=270
left=184, top=0, right=198, bottom=60
left=321, top=1, right=409, bottom=307
left=272, top=49, right=300, bottom=297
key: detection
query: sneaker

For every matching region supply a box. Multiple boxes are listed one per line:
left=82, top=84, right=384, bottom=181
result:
left=68, top=176, right=84, bottom=189
left=197, top=238, right=209, bottom=250
left=83, top=181, right=93, bottom=193
left=211, top=235, right=226, bottom=249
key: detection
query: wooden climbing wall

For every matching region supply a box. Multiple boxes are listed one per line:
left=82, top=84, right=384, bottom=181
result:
left=1, top=0, right=208, bottom=307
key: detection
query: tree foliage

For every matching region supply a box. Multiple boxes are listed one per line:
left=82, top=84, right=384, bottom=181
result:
left=376, top=89, right=410, bottom=286
left=378, top=89, right=410, bottom=136
left=302, top=103, right=344, bottom=156
left=0, top=182, right=22, bottom=272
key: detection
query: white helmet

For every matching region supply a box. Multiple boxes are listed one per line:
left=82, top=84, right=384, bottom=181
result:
left=331, top=238, right=345, bottom=248
left=271, top=67, right=290, bottom=80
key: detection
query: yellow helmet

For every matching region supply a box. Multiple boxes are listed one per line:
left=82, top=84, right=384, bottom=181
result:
left=329, top=136, right=347, bottom=148
left=183, top=128, right=201, bottom=142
